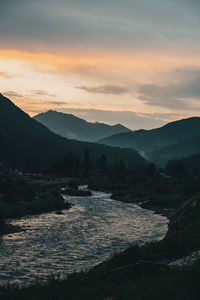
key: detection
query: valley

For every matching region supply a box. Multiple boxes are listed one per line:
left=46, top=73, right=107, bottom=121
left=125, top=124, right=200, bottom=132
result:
left=0, top=94, right=200, bottom=299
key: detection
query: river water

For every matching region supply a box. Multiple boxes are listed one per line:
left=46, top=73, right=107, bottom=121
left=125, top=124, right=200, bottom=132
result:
left=0, top=191, right=168, bottom=284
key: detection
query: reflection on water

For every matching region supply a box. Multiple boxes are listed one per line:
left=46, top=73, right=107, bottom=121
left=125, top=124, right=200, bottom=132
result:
left=0, top=191, right=168, bottom=284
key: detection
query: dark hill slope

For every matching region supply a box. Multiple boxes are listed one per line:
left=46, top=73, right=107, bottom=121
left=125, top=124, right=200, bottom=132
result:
left=149, top=136, right=200, bottom=165
left=34, top=110, right=130, bottom=142
left=169, top=152, right=200, bottom=171
left=183, top=152, right=200, bottom=170
left=0, top=94, right=146, bottom=171
left=99, top=117, right=200, bottom=152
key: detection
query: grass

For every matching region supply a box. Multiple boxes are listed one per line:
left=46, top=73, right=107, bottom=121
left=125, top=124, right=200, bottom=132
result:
left=1, top=260, right=200, bottom=299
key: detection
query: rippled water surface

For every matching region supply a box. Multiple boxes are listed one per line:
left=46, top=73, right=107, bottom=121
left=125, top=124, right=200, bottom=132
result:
left=0, top=192, right=168, bottom=284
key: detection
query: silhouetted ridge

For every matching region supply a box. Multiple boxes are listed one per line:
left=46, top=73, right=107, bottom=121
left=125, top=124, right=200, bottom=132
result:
left=0, top=94, right=146, bottom=171
left=98, top=117, right=200, bottom=164
left=149, top=136, right=200, bottom=165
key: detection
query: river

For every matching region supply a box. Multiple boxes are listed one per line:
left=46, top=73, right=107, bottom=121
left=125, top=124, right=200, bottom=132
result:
left=0, top=191, right=168, bottom=284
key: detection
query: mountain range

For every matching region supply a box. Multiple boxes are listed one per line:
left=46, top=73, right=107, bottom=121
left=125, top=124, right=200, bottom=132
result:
left=34, top=110, right=130, bottom=142
left=98, top=117, right=200, bottom=165
left=1, top=92, right=199, bottom=169
left=0, top=94, right=146, bottom=171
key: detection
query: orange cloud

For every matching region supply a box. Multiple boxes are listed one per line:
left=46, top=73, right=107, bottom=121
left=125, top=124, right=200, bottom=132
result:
left=0, top=71, right=13, bottom=78
left=1, top=46, right=200, bottom=120
left=1, top=48, right=200, bottom=76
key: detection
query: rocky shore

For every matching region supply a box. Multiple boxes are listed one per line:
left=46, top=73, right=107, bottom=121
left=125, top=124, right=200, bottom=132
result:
left=0, top=172, right=72, bottom=235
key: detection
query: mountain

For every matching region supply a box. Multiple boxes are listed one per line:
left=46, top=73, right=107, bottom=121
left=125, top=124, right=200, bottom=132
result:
left=98, top=130, right=147, bottom=150
left=149, top=136, right=200, bottom=166
left=0, top=94, right=146, bottom=171
left=98, top=117, right=200, bottom=163
left=34, top=110, right=130, bottom=142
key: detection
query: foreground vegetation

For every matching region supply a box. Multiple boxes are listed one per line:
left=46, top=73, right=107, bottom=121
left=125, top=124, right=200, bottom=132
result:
left=1, top=259, right=199, bottom=300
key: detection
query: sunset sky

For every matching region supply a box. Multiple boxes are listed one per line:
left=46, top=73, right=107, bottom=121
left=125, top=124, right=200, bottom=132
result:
left=1, top=0, right=200, bottom=129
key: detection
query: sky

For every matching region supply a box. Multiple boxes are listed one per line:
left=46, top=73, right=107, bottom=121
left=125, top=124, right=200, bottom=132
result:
left=1, top=0, right=200, bottom=129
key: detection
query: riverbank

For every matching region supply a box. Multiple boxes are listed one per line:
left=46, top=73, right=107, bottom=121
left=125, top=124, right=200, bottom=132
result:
left=0, top=172, right=72, bottom=235
left=1, top=257, right=198, bottom=300
left=87, top=173, right=198, bottom=220
left=0, top=222, right=23, bottom=236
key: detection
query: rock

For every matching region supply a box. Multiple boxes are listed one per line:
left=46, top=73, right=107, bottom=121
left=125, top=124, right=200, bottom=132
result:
left=55, top=210, right=64, bottom=215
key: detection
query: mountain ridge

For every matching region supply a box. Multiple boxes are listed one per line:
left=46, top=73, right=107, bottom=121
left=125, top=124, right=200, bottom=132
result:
left=98, top=117, right=200, bottom=164
left=34, top=110, right=130, bottom=142
left=149, top=135, right=200, bottom=165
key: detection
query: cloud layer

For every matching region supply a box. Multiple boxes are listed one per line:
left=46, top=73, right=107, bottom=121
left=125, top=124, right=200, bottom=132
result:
left=1, top=0, right=200, bottom=53
left=1, top=0, right=200, bottom=127
left=137, top=68, right=200, bottom=109
left=0, top=72, right=12, bottom=78
left=77, top=85, right=128, bottom=95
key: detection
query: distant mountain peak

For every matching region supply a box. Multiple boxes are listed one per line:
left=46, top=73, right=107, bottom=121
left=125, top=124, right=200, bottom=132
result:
left=34, top=110, right=130, bottom=142
left=113, top=123, right=128, bottom=129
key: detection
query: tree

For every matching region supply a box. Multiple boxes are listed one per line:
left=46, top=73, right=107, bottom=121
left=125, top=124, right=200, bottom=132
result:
left=146, top=163, right=157, bottom=177
left=114, top=160, right=127, bottom=179
left=97, top=154, right=108, bottom=176
left=83, top=149, right=90, bottom=177
left=165, top=160, right=184, bottom=178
